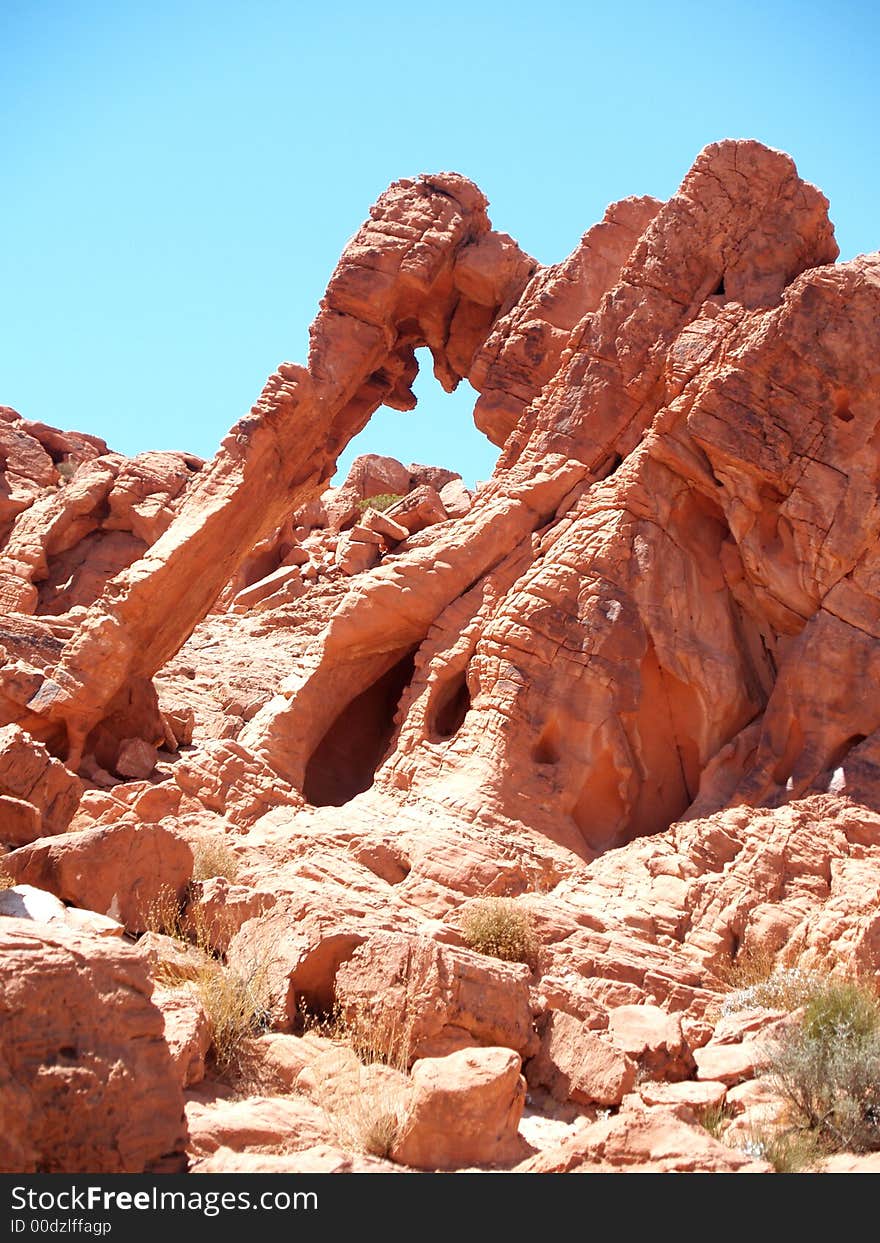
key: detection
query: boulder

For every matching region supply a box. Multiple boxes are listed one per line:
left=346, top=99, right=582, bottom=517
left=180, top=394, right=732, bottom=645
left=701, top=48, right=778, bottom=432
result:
left=0, top=884, right=124, bottom=938
left=520, top=1105, right=767, bottom=1173
left=115, top=737, right=159, bottom=780
left=384, top=484, right=447, bottom=534
left=185, top=1092, right=333, bottom=1158
left=527, top=1010, right=637, bottom=1107
left=0, top=794, right=42, bottom=845
left=0, top=918, right=185, bottom=1172
left=334, top=932, right=538, bottom=1061
left=391, top=1047, right=526, bottom=1169
left=5, top=821, right=193, bottom=933
left=694, top=1039, right=764, bottom=1086
left=153, top=985, right=212, bottom=1088
left=0, top=725, right=81, bottom=837
left=607, top=1003, right=694, bottom=1081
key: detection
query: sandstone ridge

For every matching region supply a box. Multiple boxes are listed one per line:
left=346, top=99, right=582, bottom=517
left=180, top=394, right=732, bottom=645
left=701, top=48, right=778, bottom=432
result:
left=2, top=139, right=880, bottom=1175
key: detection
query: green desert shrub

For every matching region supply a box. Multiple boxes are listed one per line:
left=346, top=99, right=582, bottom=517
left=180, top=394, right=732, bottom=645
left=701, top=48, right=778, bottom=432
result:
left=762, top=976, right=880, bottom=1153
left=354, top=493, right=404, bottom=514
left=460, top=897, right=539, bottom=968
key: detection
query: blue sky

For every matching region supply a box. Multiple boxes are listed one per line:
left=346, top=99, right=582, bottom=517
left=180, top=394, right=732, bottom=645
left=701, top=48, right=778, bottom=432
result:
left=3, top=1, right=878, bottom=486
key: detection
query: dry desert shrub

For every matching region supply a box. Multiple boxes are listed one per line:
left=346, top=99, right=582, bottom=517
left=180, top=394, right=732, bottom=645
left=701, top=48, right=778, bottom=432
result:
left=716, top=943, right=778, bottom=990
left=191, top=838, right=240, bottom=883
left=719, top=965, right=824, bottom=1017
left=196, top=950, right=273, bottom=1076
left=460, top=896, right=539, bottom=968
left=300, top=999, right=413, bottom=1158
left=740, top=1123, right=824, bottom=1173
left=144, top=883, right=273, bottom=1074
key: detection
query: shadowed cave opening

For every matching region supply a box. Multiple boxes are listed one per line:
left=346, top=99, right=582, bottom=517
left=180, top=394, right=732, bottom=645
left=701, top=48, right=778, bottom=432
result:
left=430, top=670, right=472, bottom=739
left=303, top=648, right=418, bottom=807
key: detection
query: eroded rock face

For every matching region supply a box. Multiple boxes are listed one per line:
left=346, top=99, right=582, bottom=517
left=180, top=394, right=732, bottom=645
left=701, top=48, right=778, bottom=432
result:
left=2, top=139, right=880, bottom=1176
left=0, top=918, right=185, bottom=1172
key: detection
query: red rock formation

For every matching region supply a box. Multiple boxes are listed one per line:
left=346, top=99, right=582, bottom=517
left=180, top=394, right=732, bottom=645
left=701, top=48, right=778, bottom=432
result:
left=3, top=139, right=880, bottom=1176
left=0, top=919, right=185, bottom=1172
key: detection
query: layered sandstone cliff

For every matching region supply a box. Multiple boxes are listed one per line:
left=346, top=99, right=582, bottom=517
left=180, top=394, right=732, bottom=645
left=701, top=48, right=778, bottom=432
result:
left=2, top=139, right=880, bottom=1174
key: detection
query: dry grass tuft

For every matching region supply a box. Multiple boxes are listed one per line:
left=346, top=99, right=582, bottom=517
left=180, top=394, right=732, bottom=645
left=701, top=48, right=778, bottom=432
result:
left=196, top=950, right=273, bottom=1076
left=717, top=944, right=778, bottom=990
left=192, top=838, right=240, bottom=883
left=700, top=1102, right=732, bottom=1140
left=144, top=882, right=272, bottom=1075
left=300, top=999, right=413, bottom=1158
left=0, top=859, right=13, bottom=890
left=143, top=883, right=186, bottom=941
left=460, top=896, right=539, bottom=968
left=740, top=1123, right=825, bottom=1173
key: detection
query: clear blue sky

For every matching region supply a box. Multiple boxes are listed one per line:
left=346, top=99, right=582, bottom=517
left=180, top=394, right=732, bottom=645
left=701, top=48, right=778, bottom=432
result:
left=3, top=1, right=878, bottom=487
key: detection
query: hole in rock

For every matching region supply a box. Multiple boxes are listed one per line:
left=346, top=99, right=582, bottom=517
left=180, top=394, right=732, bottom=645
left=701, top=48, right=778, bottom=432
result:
left=711, top=275, right=726, bottom=297
left=832, top=392, right=854, bottom=423
left=430, top=670, right=472, bottom=740
left=303, top=648, right=417, bottom=807
left=332, top=348, right=498, bottom=490
left=286, top=933, right=365, bottom=1021
left=533, top=718, right=562, bottom=765
left=571, top=744, right=628, bottom=853
left=826, top=732, right=868, bottom=770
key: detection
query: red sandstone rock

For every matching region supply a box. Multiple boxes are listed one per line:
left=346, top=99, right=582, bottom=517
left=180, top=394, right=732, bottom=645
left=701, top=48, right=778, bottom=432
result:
left=0, top=884, right=124, bottom=937
left=519, top=1105, right=765, bottom=1173
left=153, top=985, right=212, bottom=1088
left=606, top=1003, right=694, bottom=1081
left=694, top=1039, right=763, bottom=1086
left=334, top=932, right=538, bottom=1062
left=391, top=1046, right=527, bottom=1169
left=115, top=736, right=159, bottom=779
left=527, top=1010, right=637, bottom=1107
left=358, top=507, right=409, bottom=544
left=5, top=821, right=193, bottom=933
left=185, top=1092, right=333, bottom=1158
left=0, top=794, right=42, bottom=844
left=0, top=918, right=185, bottom=1172
left=3, top=142, right=880, bottom=1176
left=384, top=484, right=447, bottom=534
left=0, top=725, right=81, bottom=838
left=638, top=1079, right=727, bottom=1110
left=182, top=875, right=275, bottom=953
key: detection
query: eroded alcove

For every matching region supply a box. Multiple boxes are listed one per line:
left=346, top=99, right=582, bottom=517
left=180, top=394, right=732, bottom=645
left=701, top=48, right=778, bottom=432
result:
left=302, top=648, right=418, bottom=807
